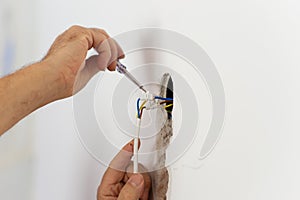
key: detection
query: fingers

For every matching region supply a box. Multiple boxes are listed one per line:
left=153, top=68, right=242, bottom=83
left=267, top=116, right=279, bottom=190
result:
left=125, top=173, right=151, bottom=200
left=85, top=39, right=112, bottom=71
left=86, top=27, right=110, bottom=50
left=40, top=25, right=125, bottom=99
left=71, top=27, right=125, bottom=92
left=100, top=140, right=140, bottom=186
left=97, top=140, right=140, bottom=199
left=98, top=140, right=150, bottom=200
left=88, top=28, right=124, bottom=71
left=124, top=164, right=152, bottom=200
left=117, top=174, right=144, bottom=200
left=46, top=25, right=124, bottom=72
left=106, top=38, right=124, bottom=71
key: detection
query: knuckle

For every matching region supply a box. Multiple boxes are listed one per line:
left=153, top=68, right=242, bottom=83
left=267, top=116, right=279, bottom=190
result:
left=68, top=25, right=87, bottom=37
left=66, top=25, right=90, bottom=44
left=69, top=25, right=83, bottom=31
left=99, top=28, right=109, bottom=36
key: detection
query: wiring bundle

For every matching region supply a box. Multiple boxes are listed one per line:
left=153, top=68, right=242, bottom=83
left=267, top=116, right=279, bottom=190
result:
left=133, top=93, right=173, bottom=173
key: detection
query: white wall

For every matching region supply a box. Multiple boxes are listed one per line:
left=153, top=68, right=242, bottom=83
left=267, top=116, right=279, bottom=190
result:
left=1, top=0, right=300, bottom=199
left=0, top=0, right=37, bottom=199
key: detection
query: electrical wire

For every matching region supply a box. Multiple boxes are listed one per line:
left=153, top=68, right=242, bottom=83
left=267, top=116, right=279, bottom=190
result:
left=137, top=97, right=174, bottom=114
left=154, top=96, right=173, bottom=101
left=164, top=104, right=173, bottom=109
left=160, top=100, right=173, bottom=105
left=136, top=98, right=141, bottom=118
left=133, top=118, right=141, bottom=173
left=134, top=98, right=147, bottom=173
left=139, top=106, right=146, bottom=118
left=137, top=99, right=147, bottom=119
left=140, top=100, right=147, bottom=110
left=133, top=96, right=173, bottom=173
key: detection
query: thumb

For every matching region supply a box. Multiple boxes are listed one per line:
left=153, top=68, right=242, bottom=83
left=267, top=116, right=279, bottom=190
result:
left=118, top=174, right=144, bottom=200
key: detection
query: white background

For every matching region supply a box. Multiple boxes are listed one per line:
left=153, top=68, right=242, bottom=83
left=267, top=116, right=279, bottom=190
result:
left=0, top=0, right=300, bottom=199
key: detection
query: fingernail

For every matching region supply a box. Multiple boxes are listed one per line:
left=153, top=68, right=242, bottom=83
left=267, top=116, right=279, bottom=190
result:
left=128, top=174, right=143, bottom=187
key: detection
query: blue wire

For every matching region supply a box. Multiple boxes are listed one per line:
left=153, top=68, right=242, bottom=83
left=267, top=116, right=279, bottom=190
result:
left=154, top=96, right=173, bottom=101
left=137, top=96, right=172, bottom=118
left=136, top=98, right=141, bottom=118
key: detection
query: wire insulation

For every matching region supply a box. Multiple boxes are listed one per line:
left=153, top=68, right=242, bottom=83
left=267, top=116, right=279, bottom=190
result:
left=164, top=104, right=173, bottom=109
left=154, top=96, right=173, bottom=101
left=133, top=96, right=174, bottom=172
left=136, top=98, right=141, bottom=118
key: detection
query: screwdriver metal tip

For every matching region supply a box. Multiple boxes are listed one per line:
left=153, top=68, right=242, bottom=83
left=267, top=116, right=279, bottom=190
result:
left=116, top=61, right=147, bottom=93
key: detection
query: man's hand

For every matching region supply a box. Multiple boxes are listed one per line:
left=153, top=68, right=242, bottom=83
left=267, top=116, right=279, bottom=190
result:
left=0, top=25, right=123, bottom=135
left=98, top=140, right=152, bottom=200
left=43, top=25, right=124, bottom=98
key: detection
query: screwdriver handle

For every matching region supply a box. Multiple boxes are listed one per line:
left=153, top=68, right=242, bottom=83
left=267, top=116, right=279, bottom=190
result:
left=116, top=61, right=127, bottom=74
left=116, top=61, right=147, bottom=93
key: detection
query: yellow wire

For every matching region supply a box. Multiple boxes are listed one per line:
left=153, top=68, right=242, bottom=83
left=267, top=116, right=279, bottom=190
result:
left=136, top=100, right=147, bottom=118
left=140, top=100, right=147, bottom=110
left=164, top=104, right=173, bottom=109
left=136, top=101, right=172, bottom=118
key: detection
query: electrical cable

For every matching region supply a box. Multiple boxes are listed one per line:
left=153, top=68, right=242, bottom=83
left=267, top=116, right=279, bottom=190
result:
left=134, top=99, right=146, bottom=173
left=140, top=100, right=147, bottom=111
left=164, top=104, right=173, bottom=109
left=133, top=96, right=173, bottom=173
left=136, top=98, right=141, bottom=118
left=160, top=100, right=173, bottom=105
left=133, top=118, right=141, bottom=173
left=154, top=96, right=173, bottom=101
left=139, top=106, right=146, bottom=118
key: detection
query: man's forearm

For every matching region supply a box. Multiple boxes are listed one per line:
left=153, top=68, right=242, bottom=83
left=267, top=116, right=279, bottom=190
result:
left=0, top=61, right=64, bottom=135
left=0, top=26, right=121, bottom=136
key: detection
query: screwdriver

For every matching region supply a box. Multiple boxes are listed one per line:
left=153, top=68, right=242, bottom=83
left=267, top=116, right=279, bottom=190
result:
left=116, top=60, right=147, bottom=93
